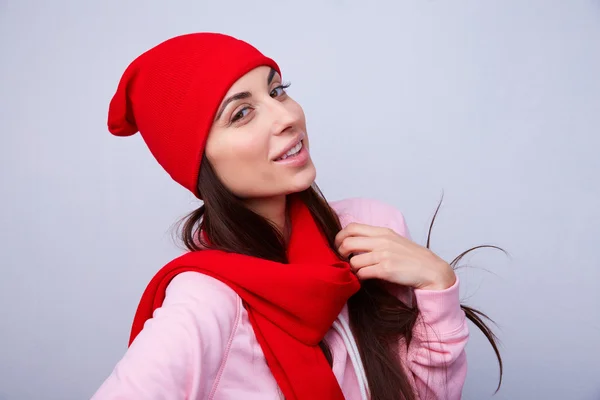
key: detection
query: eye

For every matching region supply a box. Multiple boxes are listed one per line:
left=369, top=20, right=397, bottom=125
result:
left=231, top=107, right=251, bottom=123
left=270, top=82, right=291, bottom=98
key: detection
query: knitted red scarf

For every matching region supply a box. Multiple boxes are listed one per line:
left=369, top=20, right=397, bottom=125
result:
left=129, top=199, right=361, bottom=399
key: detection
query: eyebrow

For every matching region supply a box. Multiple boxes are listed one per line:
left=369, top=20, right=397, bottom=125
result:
left=214, top=68, right=279, bottom=122
left=267, top=68, right=277, bottom=85
left=214, top=91, right=251, bottom=122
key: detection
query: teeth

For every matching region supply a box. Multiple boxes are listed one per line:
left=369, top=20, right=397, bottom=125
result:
left=277, top=141, right=303, bottom=160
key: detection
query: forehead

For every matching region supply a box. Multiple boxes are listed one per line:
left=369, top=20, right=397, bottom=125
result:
left=224, top=66, right=279, bottom=95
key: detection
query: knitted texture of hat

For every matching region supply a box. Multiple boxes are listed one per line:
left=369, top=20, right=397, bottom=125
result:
left=108, top=33, right=280, bottom=197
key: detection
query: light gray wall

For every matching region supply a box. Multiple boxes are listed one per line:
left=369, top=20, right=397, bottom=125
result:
left=1, top=1, right=599, bottom=399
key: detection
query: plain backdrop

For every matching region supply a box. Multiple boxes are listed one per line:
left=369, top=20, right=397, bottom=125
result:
left=1, top=1, right=599, bottom=399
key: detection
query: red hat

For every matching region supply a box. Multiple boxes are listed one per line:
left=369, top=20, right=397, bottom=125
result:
left=107, top=33, right=280, bottom=198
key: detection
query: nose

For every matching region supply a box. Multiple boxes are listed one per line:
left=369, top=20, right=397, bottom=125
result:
left=266, top=96, right=298, bottom=136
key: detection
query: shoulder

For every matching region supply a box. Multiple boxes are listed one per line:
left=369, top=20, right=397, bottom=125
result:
left=91, top=272, right=242, bottom=399
left=163, top=271, right=242, bottom=326
left=165, top=269, right=240, bottom=303
left=329, top=197, right=410, bottom=238
left=165, top=271, right=241, bottom=313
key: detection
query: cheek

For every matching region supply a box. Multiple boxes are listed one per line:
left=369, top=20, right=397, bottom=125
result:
left=229, top=136, right=264, bottom=162
left=206, top=130, right=270, bottom=188
left=208, top=125, right=266, bottom=161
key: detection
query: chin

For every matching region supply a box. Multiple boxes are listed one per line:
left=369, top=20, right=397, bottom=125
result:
left=287, top=164, right=317, bottom=194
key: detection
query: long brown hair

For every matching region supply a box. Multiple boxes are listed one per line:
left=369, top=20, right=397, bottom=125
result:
left=178, top=155, right=503, bottom=400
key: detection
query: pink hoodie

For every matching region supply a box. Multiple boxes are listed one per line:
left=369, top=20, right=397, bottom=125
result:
left=92, top=198, right=468, bottom=400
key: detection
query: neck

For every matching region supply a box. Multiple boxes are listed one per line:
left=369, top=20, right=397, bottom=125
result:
left=244, top=195, right=289, bottom=238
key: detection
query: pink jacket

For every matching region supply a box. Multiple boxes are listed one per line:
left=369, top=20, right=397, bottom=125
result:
left=92, top=198, right=468, bottom=400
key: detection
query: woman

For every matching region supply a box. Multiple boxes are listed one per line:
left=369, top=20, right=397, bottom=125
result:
left=93, top=32, right=501, bottom=400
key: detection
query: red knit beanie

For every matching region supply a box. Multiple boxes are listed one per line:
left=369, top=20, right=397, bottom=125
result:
left=107, top=33, right=280, bottom=198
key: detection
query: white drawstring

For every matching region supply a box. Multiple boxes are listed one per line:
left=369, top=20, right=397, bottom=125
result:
left=332, top=315, right=370, bottom=400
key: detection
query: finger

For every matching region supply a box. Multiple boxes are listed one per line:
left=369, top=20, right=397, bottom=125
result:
left=348, top=251, right=379, bottom=271
left=337, top=236, right=381, bottom=258
left=335, top=222, right=393, bottom=248
left=354, top=264, right=385, bottom=281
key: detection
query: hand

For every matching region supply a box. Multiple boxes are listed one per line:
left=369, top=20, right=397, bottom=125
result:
left=334, top=222, right=456, bottom=291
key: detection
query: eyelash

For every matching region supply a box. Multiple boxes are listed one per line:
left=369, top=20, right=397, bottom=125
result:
left=270, top=82, right=291, bottom=98
left=229, top=82, right=292, bottom=125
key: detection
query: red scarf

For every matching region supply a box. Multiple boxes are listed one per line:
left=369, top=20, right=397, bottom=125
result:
left=129, top=199, right=361, bottom=399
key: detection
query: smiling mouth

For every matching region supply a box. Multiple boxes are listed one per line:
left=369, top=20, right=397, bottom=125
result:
left=275, top=140, right=303, bottom=161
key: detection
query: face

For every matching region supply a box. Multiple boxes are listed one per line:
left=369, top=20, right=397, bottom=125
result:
left=204, top=66, right=316, bottom=201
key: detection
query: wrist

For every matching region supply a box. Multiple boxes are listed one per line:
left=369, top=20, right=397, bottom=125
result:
left=419, top=265, right=456, bottom=291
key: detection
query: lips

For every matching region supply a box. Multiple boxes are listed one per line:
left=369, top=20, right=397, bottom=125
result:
left=275, top=140, right=303, bottom=161
left=273, top=134, right=305, bottom=161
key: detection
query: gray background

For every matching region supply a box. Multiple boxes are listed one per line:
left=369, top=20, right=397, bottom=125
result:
left=1, top=0, right=599, bottom=399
